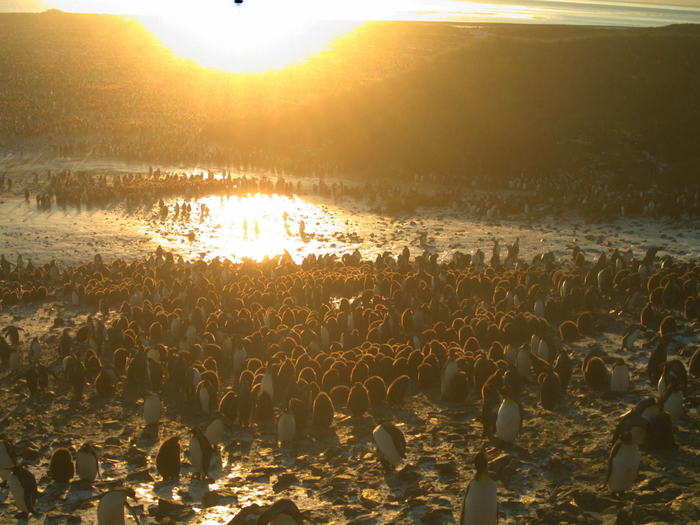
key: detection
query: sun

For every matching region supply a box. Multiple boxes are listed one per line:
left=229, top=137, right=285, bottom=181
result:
left=135, top=2, right=361, bottom=73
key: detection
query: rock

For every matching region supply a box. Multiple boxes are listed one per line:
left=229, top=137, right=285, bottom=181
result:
left=226, top=503, right=262, bottom=525
left=421, top=507, right=452, bottom=524
left=571, top=489, right=617, bottom=513
left=126, top=468, right=152, bottom=482
left=272, top=473, right=297, bottom=492
left=435, top=462, right=456, bottom=476
left=150, top=498, right=194, bottom=520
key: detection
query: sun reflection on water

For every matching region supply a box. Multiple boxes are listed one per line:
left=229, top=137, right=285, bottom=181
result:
left=149, top=193, right=355, bottom=263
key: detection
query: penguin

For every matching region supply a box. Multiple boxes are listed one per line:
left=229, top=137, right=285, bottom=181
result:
left=205, top=415, right=227, bottom=446
left=606, top=431, right=640, bottom=495
left=347, top=383, right=370, bottom=417
left=372, top=422, right=406, bottom=468
left=312, top=391, right=334, bottom=430
left=495, top=393, right=521, bottom=443
left=647, top=336, right=668, bottom=386
left=261, top=369, right=275, bottom=402
left=440, top=359, right=459, bottom=400
left=460, top=449, right=497, bottom=525
left=277, top=409, right=297, bottom=446
left=197, top=380, right=214, bottom=415
left=156, top=435, right=181, bottom=481
left=538, top=371, right=561, bottom=410
left=258, top=499, right=310, bottom=524
left=661, top=382, right=683, bottom=422
left=610, top=359, right=630, bottom=393
left=553, top=350, right=572, bottom=392
left=611, top=404, right=648, bottom=446
left=188, top=427, right=213, bottom=479
left=2, top=325, right=23, bottom=346
left=657, top=359, right=688, bottom=396
left=75, top=442, right=99, bottom=482
left=143, top=394, right=161, bottom=427
left=645, top=407, right=676, bottom=450
left=49, top=447, right=74, bottom=484
left=95, top=367, right=114, bottom=398
left=583, top=354, right=609, bottom=391
left=4, top=465, right=37, bottom=517
left=0, top=436, right=17, bottom=470
left=97, top=487, right=138, bottom=525
left=515, top=345, right=532, bottom=381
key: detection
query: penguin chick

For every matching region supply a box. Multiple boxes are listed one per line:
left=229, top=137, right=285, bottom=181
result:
left=48, top=447, right=74, bottom=484
left=156, top=435, right=181, bottom=481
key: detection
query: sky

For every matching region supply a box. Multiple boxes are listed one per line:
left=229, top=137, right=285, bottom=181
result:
left=1, top=0, right=698, bottom=71
left=1, top=0, right=700, bottom=21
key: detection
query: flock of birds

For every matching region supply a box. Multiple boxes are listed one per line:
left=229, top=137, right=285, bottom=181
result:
left=6, top=165, right=697, bottom=223
left=10, top=169, right=449, bottom=218
left=0, top=239, right=698, bottom=523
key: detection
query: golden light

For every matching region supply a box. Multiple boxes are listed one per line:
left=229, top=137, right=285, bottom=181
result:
left=45, top=0, right=540, bottom=73
left=135, top=2, right=361, bottom=73
left=149, top=193, right=350, bottom=262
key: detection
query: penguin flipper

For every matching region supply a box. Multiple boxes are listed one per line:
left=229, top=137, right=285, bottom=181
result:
left=605, top=441, right=621, bottom=486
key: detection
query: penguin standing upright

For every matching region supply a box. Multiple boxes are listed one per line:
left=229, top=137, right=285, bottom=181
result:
left=0, top=436, right=18, bottom=470
left=496, top=393, right=521, bottom=443
left=205, top=415, right=227, bottom=446
left=277, top=409, right=296, bottom=446
left=76, top=442, right=99, bottom=482
left=49, top=447, right=74, bottom=484
left=4, top=465, right=37, bottom=517
left=188, top=427, right=213, bottom=479
left=606, top=432, right=640, bottom=495
left=460, top=449, right=497, bottom=525
left=610, top=359, right=630, bottom=392
left=156, top=435, right=181, bottom=481
left=662, top=382, right=683, bottom=422
left=97, top=487, right=138, bottom=525
left=143, top=394, right=161, bottom=427
left=372, top=422, right=406, bottom=469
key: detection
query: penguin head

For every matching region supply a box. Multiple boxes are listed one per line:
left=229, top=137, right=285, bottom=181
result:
left=619, top=431, right=633, bottom=444
left=474, top=448, right=488, bottom=476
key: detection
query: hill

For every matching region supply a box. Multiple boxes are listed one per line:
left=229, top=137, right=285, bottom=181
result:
left=1, top=12, right=699, bottom=182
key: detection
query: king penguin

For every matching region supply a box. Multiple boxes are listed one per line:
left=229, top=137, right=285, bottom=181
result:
left=188, top=427, right=214, bottom=479
left=76, top=442, right=99, bottom=482
left=97, top=487, right=138, bottom=525
left=496, top=392, right=522, bottom=443
left=4, top=465, right=37, bottom=517
left=460, top=449, right=497, bottom=525
left=372, top=422, right=406, bottom=469
left=606, top=431, right=640, bottom=495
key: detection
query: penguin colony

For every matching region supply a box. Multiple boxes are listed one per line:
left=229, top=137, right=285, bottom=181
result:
left=0, top=243, right=698, bottom=523
left=18, top=166, right=697, bottom=222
